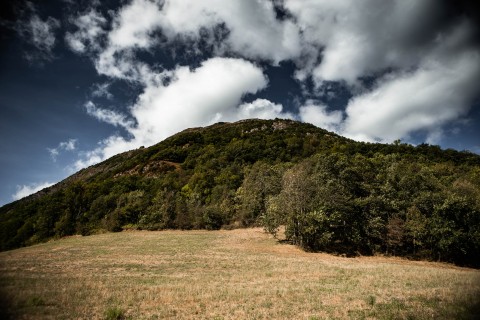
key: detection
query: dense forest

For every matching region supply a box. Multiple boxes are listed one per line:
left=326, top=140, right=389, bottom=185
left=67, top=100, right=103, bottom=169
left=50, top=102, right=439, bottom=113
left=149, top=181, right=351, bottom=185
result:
left=1, top=119, right=479, bottom=267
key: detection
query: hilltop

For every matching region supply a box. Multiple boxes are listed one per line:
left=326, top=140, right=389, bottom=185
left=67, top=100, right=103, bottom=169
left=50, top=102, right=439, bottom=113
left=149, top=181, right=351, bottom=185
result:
left=1, top=119, right=479, bottom=266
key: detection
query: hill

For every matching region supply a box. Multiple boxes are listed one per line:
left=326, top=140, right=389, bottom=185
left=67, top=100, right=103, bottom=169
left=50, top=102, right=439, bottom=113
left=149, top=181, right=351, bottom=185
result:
left=1, top=119, right=479, bottom=266
left=1, top=228, right=479, bottom=319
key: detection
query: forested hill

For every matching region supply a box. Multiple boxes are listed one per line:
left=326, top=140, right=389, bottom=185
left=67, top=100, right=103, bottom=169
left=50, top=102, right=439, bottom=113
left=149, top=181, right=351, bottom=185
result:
left=1, top=119, right=479, bottom=267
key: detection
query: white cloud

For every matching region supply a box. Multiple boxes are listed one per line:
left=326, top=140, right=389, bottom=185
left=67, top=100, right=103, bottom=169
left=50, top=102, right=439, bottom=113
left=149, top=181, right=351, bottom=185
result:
left=70, top=0, right=301, bottom=169
left=283, top=0, right=480, bottom=143
left=234, top=99, right=292, bottom=121
left=299, top=102, right=343, bottom=133
left=88, top=0, right=302, bottom=82
left=16, top=11, right=60, bottom=61
left=158, top=0, right=302, bottom=64
left=85, top=101, right=134, bottom=128
left=76, top=57, right=294, bottom=169
left=29, top=15, right=59, bottom=51
left=48, top=139, right=77, bottom=161
left=73, top=147, right=105, bottom=170
left=342, top=50, right=480, bottom=142
left=108, top=0, right=163, bottom=50
left=127, top=57, right=269, bottom=148
left=66, top=0, right=480, bottom=166
left=12, top=182, right=54, bottom=201
left=95, top=46, right=155, bottom=82
left=60, top=139, right=77, bottom=151
left=65, top=9, right=107, bottom=53
left=284, top=0, right=440, bottom=84
left=93, top=0, right=162, bottom=81
left=91, top=82, right=113, bottom=99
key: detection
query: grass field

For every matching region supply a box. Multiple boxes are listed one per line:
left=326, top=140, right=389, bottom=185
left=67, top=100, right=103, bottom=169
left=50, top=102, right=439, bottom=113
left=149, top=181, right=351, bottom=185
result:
left=0, top=228, right=479, bottom=319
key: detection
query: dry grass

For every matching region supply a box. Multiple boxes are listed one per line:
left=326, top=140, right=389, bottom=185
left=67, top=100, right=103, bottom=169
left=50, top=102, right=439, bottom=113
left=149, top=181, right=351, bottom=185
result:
left=0, top=228, right=479, bottom=319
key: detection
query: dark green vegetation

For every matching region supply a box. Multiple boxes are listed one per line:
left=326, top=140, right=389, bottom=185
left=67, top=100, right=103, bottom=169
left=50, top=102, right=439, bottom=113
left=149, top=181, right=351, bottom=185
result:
left=1, top=119, right=479, bottom=267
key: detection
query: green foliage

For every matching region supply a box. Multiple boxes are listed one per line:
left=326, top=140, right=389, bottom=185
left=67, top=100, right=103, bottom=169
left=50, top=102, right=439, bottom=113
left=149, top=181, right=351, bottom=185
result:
left=265, top=151, right=480, bottom=266
left=202, top=206, right=224, bottom=230
left=1, top=119, right=479, bottom=267
left=235, top=161, right=286, bottom=226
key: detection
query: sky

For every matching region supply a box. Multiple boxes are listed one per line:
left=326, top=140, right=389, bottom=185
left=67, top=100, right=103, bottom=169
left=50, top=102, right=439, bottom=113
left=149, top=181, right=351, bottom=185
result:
left=0, top=0, right=479, bottom=206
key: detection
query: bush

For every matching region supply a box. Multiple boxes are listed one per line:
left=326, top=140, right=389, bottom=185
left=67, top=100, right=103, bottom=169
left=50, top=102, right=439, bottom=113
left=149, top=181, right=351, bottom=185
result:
left=202, top=207, right=224, bottom=230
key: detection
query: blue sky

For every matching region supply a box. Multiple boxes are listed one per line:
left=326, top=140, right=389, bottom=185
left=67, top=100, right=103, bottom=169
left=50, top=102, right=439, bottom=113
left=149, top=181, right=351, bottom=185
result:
left=1, top=0, right=479, bottom=206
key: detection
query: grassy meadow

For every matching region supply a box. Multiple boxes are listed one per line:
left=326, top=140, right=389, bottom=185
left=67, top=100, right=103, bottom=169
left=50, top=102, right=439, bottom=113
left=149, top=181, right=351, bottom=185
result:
left=0, top=228, right=479, bottom=319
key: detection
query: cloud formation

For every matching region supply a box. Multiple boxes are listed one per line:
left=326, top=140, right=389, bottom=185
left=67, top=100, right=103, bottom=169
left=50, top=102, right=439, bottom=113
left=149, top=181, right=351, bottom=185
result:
left=85, top=101, right=134, bottom=129
left=12, top=181, right=54, bottom=201
left=74, top=57, right=283, bottom=169
left=299, top=101, right=343, bottom=133
left=235, top=99, right=292, bottom=121
left=285, top=0, right=480, bottom=142
left=16, top=5, right=60, bottom=62
left=284, top=0, right=468, bottom=83
left=65, top=8, right=106, bottom=53
left=128, top=57, right=269, bottom=146
left=48, top=139, right=77, bottom=161
left=157, top=0, right=302, bottom=63
left=94, top=0, right=162, bottom=81
left=343, top=50, right=480, bottom=142
left=91, top=82, right=114, bottom=99
left=63, top=0, right=480, bottom=169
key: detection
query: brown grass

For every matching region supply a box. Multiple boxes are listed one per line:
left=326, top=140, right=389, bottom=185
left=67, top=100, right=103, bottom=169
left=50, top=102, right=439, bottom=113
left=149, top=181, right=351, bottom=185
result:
left=0, top=228, right=479, bottom=319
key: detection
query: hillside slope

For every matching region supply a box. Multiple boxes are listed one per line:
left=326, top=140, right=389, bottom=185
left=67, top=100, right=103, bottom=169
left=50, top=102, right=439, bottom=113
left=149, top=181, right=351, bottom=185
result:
left=1, top=119, right=479, bottom=266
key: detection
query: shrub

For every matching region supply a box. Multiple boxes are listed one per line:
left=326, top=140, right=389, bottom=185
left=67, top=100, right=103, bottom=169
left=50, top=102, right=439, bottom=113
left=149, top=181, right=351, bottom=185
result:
left=104, top=306, right=126, bottom=320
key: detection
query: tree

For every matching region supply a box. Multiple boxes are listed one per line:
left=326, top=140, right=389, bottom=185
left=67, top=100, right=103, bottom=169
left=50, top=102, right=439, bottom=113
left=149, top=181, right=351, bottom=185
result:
left=386, top=215, right=405, bottom=256
left=105, top=190, right=147, bottom=231
left=139, top=189, right=177, bottom=230
left=236, top=161, right=285, bottom=226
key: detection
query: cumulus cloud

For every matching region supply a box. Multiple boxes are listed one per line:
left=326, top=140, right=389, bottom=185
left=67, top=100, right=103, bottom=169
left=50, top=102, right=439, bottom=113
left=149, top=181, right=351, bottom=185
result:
left=124, top=58, right=267, bottom=147
left=68, top=0, right=480, bottom=169
left=75, top=57, right=294, bottom=169
left=66, top=0, right=301, bottom=169
left=284, top=0, right=444, bottom=83
left=12, top=182, right=54, bottom=201
left=234, top=99, right=292, bottom=121
left=93, top=0, right=162, bottom=81
left=299, top=101, right=343, bottom=133
left=283, top=0, right=480, bottom=143
left=157, top=0, right=302, bottom=63
left=81, top=0, right=302, bottom=82
left=108, top=0, right=163, bottom=50
left=342, top=49, right=480, bottom=142
left=48, top=139, right=77, bottom=161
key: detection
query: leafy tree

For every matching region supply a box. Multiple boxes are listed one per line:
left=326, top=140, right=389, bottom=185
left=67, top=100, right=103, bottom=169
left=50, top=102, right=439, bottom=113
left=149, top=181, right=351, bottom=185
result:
left=139, top=189, right=176, bottom=230
left=236, top=161, right=285, bottom=226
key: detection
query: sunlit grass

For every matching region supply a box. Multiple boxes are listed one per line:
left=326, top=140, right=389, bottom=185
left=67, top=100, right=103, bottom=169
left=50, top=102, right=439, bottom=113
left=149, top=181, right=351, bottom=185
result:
left=1, top=228, right=479, bottom=319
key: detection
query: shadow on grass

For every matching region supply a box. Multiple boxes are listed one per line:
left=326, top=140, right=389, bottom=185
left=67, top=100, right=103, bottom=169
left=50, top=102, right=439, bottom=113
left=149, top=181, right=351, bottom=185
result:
left=466, top=300, right=480, bottom=320
left=0, top=291, right=13, bottom=320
